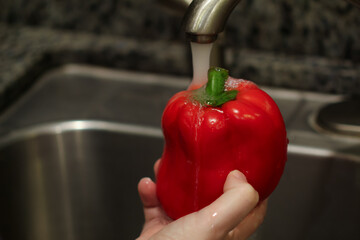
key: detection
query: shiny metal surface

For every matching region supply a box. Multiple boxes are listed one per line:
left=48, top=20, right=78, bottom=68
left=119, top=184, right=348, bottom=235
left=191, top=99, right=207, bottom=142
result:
left=262, top=152, right=360, bottom=240
left=0, top=64, right=359, bottom=240
left=315, top=100, right=360, bottom=137
left=183, top=0, right=241, bottom=43
left=0, top=121, right=163, bottom=240
left=0, top=64, right=188, bottom=134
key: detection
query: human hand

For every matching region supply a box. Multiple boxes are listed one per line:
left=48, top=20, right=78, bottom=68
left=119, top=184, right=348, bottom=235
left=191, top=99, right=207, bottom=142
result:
left=136, top=160, right=267, bottom=240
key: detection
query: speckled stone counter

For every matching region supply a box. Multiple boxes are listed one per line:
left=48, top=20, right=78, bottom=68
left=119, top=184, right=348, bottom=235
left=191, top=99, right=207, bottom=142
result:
left=0, top=23, right=359, bottom=112
left=0, top=24, right=191, bottom=111
left=1, top=0, right=359, bottom=61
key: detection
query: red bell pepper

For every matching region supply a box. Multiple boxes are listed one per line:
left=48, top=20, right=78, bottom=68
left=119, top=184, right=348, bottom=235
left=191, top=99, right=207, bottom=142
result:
left=156, top=67, right=288, bottom=220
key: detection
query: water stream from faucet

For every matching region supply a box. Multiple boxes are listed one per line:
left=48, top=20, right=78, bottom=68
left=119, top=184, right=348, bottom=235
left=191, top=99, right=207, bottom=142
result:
left=189, top=42, right=213, bottom=90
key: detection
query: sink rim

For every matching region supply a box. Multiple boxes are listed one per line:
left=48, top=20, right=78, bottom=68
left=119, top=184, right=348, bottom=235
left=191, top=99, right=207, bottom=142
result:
left=1, top=120, right=359, bottom=164
left=0, top=120, right=163, bottom=149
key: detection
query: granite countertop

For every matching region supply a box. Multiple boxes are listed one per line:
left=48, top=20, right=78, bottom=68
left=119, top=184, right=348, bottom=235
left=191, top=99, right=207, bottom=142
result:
left=1, top=23, right=359, bottom=112
left=0, top=24, right=192, bottom=112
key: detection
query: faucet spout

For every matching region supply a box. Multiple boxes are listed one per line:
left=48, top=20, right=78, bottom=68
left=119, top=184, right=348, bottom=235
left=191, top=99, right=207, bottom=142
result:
left=182, top=0, right=241, bottom=43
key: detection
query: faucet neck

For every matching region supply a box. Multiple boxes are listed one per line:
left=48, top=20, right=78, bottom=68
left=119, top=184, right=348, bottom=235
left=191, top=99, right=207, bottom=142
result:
left=182, top=0, right=241, bottom=43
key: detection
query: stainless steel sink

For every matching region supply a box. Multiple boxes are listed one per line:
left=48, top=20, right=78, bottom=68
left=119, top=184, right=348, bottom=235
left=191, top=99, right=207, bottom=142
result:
left=0, top=121, right=163, bottom=240
left=0, top=64, right=359, bottom=240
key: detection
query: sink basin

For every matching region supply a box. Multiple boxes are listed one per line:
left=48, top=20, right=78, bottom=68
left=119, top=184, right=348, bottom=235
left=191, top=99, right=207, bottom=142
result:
left=0, top=121, right=163, bottom=240
left=0, top=64, right=359, bottom=240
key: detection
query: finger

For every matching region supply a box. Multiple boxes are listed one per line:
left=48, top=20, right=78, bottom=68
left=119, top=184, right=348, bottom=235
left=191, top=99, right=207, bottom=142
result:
left=229, top=199, right=268, bottom=240
left=154, top=159, right=161, bottom=177
left=137, top=178, right=171, bottom=239
left=138, top=177, right=168, bottom=222
left=195, top=170, right=259, bottom=239
left=138, top=177, right=159, bottom=208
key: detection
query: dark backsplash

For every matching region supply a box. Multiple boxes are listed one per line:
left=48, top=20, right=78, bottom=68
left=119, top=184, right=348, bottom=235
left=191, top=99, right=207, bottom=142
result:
left=2, top=0, right=359, bottom=61
left=1, top=0, right=359, bottom=95
left=1, top=0, right=184, bottom=40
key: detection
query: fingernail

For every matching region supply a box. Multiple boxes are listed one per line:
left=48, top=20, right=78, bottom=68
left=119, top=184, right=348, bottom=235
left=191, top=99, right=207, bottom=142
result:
left=141, top=177, right=152, bottom=185
left=229, top=170, right=247, bottom=182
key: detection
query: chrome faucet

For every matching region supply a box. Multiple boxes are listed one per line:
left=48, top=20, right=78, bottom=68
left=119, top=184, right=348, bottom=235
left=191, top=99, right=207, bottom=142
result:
left=160, top=0, right=241, bottom=43
left=183, top=0, right=241, bottom=43
left=161, top=0, right=360, bottom=43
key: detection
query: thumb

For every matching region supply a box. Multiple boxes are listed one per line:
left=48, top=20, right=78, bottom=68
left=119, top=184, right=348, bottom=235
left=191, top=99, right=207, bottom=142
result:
left=195, top=170, right=259, bottom=239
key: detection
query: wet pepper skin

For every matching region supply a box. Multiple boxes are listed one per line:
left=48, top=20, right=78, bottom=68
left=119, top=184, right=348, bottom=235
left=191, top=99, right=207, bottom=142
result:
left=156, top=69, right=288, bottom=220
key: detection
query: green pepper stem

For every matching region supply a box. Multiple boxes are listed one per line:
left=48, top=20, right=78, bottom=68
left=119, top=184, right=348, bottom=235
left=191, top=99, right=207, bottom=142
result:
left=206, top=67, right=229, bottom=97
left=193, top=67, right=238, bottom=107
